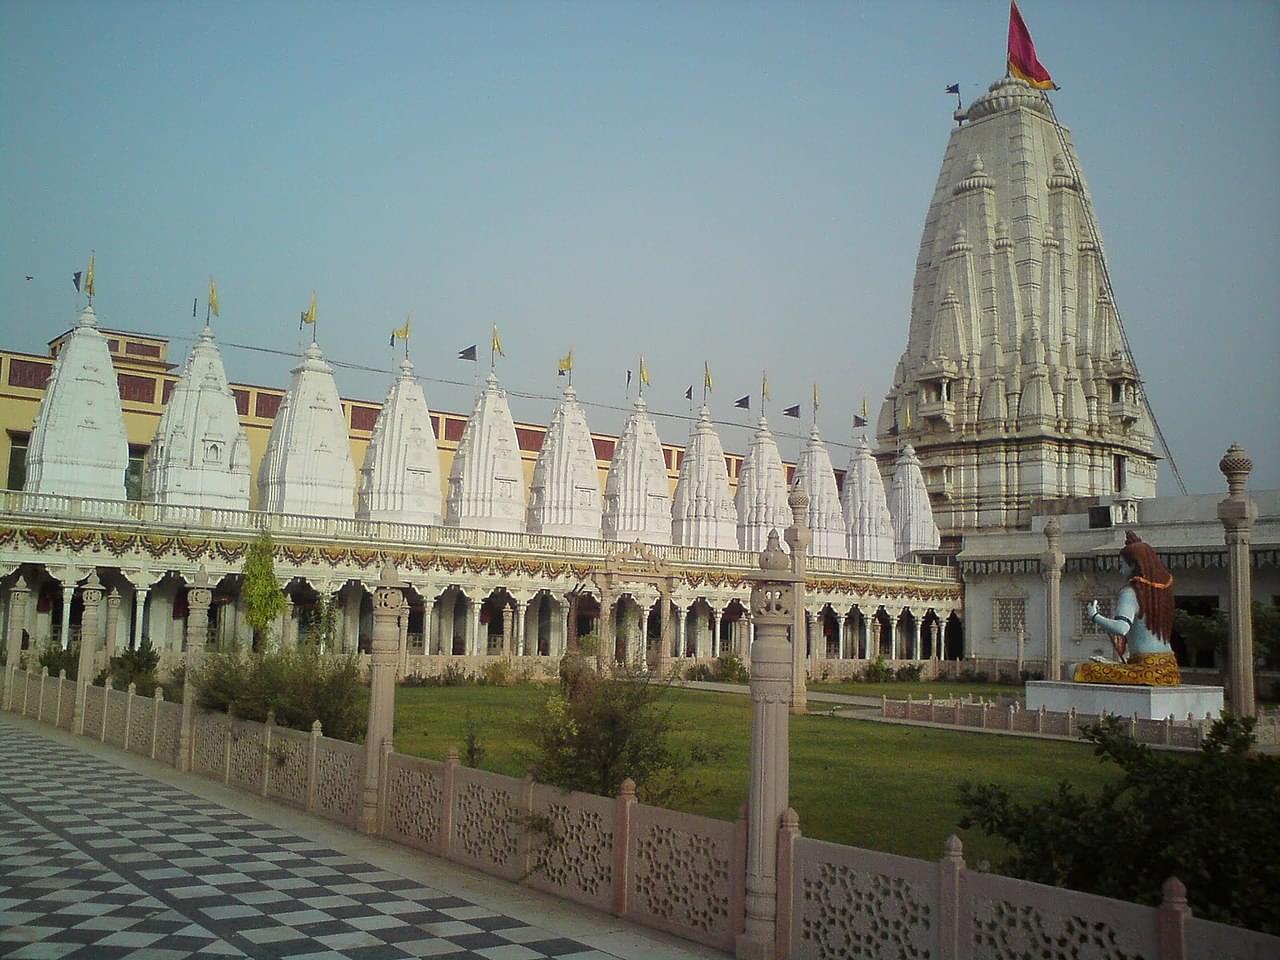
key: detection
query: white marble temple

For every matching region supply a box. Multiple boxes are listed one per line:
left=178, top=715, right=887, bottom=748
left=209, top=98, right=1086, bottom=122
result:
left=842, top=436, right=895, bottom=563
left=603, top=396, right=671, bottom=545
left=889, top=443, right=940, bottom=560
left=143, top=324, right=250, bottom=509
left=24, top=305, right=129, bottom=501
left=793, top=423, right=846, bottom=559
left=671, top=405, right=737, bottom=549
left=735, top=416, right=791, bottom=554
left=357, top=358, right=442, bottom=525
left=257, top=341, right=356, bottom=518
left=527, top=385, right=602, bottom=539
left=445, top=371, right=526, bottom=533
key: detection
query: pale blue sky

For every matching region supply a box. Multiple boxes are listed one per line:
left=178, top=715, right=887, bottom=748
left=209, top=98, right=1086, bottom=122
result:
left=2, top=1, right=1277, bottom=493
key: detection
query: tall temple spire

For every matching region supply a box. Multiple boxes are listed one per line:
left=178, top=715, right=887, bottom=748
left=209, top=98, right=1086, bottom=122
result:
left=143, top=322, right=250, bottom=509
left=258, top=341, right=356, bottom=518
left=445, top=371, right=526, bottom=533
left=671, top=405, right=737, bottom=549
left=603, top=395, right=671, bottom=545
left=24, top=305, right=129, bottom=500
left=735, top=415, right=790, bottom=554
left=878, top=75, right=1157, bottom=531
left=793, top=422, right=846, bottom=559
left=357, top=358, right=442, bottom=524
left=527, top=384, right=602, bottom=538
left=842, top=436, right=895, bottom=562
left=889, top=443, right=940, bottom=561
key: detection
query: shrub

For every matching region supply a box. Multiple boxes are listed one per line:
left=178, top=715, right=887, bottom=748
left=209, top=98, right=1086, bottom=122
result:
left=861, top=657, right=894, bottom=683
left=684, top=663, right=714, bottom=682
left=958, top=715, right=1280, bottom=934
left=194, top=644, right=366, bottom=741
left=96, top=640, right=161, bottom=696
left=462, top=709, right=486, bottom=768
left=440, top=662, right=471, bottom=686
left=39, top=640, right=79, bottom=681
left=894, top=664, right=923, bottom=682
left=241, top=534, right=284, bottom=648
left=713, top=653, right=749, bottom=684
left=482, top=659, right=514, bottom=687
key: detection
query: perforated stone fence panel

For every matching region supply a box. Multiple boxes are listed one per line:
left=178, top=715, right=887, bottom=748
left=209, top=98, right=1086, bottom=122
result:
left=450, top=766, right=529, bottom=882
left=382, top=752, right=446, bottom=855
left=265, top=726, right=311, bottom=809
left=526, top=783, right=616, bottom=913
left=314, top=736, right=363, bottom=828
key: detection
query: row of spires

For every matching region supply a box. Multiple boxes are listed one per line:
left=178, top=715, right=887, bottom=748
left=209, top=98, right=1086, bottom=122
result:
left=24, top=305, right=940, bottom=562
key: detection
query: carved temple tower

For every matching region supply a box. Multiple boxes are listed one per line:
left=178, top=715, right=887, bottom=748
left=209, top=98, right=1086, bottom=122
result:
left=24, top=305, right=129, bottom=500
left=889, top=443, right=941, bottom=561
left=671, top=405, right=737, bottom=549
left=445, top=371, right=526, bottom=533
left=357, top=358, right=442, bottom=524
left=842, top=436, right=895, bottom=563
left=603, top=396, right=671, bottom=545
left=735, top=416, right=791, bottom=554
left=258, top=341, right=356, bottom=517
left=143, top=324, right=250, bottom=509
left=877, top=77, right=1158, bottom=533
left=793, top=423, right=846, bottom=559
left=527, top=385, right=602, bottom=538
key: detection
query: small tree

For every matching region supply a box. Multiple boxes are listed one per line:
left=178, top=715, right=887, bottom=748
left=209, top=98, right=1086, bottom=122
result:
left=241, top=534, right=284, bottom=649
left=957, top=715, right=1280, bottom=933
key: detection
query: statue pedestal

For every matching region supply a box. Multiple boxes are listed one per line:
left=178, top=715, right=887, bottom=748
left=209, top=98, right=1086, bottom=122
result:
left=1025, top=681, right=1223, bottom=721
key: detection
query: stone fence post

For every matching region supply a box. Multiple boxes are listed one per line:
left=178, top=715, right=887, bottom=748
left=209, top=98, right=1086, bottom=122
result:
left=1041, top=517, right=1064, bottom=681
left=359, top=563, right=404, bottom=834
left=1217, top=444, right=1257, bottom=717
left=612, top=777, right=636, bottom=916
left=179, top=567, right=212, bottom=771
left=74, top=575, right=103, bottom=735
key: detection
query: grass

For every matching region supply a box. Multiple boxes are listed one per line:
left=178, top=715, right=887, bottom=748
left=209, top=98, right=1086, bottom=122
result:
left=807, top=679, right=1018, bottom=700
left=393, top=683, right=1119, bottom=863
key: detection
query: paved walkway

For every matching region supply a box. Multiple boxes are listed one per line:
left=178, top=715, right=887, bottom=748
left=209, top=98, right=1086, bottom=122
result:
left=0, top=714, right=723, bottom=960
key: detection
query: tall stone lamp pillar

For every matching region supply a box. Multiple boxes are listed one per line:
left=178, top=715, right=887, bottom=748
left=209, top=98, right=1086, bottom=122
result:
left=73, top=574, right=103, bottom=734
left=786, top=487, right=811, bottom=715
left=736, top=529, right=800, bottom=960
left=1218, top=444, right=1257, bottom=718
left=179, top=568, right=213, bottom=772
left=1041, top=517, right=1064, bottom=681
left=359, top=563, right=404, bottom=834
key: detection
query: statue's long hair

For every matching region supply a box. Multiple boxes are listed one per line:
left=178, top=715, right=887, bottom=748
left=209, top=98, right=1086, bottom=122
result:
left=1120, top=531, right=1174, bottom=643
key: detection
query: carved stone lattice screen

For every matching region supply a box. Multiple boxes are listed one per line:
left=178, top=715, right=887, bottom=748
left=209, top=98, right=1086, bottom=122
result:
left=103, top=689, right=127, bottom=747
left=314, top=738, right=361, bottom=827
left=627, top=803, right=735, bottom=951
left=266, top=727, right=310, bottom=808
left=527, top=784, right=615, bottom=912
left=153, top=700, right=181, bottom=766
left=792, top=837, right=939, bottom=959
left=1184, top=915, right=1279, bottom=960
left=193, top=712, right=229, bottom=779
left=82, top=685, right=105, bottom=736
left=969, top=871, right=1157, bottom=960
left=228, top=720, right=262, bottom=791
left=383, top=753, right=445, bottom=854
left=128, top=696, right=154, bottom=757
left=40, top=678, right=59, bottom=724
left=451, top=768, right=524, bottom=881
left=57, top=679, right=75, bottom=729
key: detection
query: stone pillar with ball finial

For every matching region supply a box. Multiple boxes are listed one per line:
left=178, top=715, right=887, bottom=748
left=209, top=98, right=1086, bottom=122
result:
left=1218, top=444, right=1257, bottom=717
left=786, top=486, right=810, bottom=715
left=1041, top=517, right=1065, bottom=681
left=358, top=562, right=405, bottom=833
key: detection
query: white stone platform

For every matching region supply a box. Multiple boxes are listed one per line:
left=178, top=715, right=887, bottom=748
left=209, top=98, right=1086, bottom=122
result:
left=1025, top=681, right=1224, bottom=721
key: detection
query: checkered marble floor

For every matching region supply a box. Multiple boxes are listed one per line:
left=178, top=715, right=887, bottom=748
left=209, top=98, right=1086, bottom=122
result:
left=0, top=717, right=610, bottom=959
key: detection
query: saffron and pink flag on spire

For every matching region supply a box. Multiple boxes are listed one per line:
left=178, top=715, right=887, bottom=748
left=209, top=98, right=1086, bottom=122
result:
left=1007, top=0, right=1057, bottom=90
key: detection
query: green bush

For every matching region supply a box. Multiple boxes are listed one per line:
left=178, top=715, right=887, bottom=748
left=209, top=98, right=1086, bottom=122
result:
left=482, top=659, right=514, bottom=687
left=194, top=644, right=366, bottom=741
left=684, top=663, right=714, bottom=682
left=894, top=664, right=923, bottom=682
left=713, top=653, right=749, bottom=684
left=860, top=657, right=894, bottom=683
left=39, top=640, right=79, bottom=681
left=95, top=640, right=161, bottom=696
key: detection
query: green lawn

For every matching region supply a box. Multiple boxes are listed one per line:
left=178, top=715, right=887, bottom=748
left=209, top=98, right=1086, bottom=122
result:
left=394, top=683, right=1118, bottom=863
left=807, top=679, right=1019, bottom=700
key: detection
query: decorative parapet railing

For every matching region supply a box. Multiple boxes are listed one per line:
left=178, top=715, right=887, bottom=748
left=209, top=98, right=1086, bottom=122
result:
left=5, top=664, right=1273, bottom=959
left=0, top=489, right=960, bottom=587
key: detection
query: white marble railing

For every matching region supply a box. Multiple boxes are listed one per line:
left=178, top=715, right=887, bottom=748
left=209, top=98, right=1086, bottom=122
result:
left=0, top=490, right=961, bottom=583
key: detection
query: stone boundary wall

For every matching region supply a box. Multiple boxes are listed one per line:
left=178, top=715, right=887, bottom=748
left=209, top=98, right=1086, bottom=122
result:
left=4, top=664, right=1275, bottom=959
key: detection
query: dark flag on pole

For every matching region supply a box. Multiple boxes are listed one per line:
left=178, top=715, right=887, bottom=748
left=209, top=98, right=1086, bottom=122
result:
left=72, top=272, right=82, bottom=292
left=458, top=344, right=478, bottom=361
left=853, top=414, right=868, bottom=428
left=684, top=385, right=693, bottom=401
left=734, top=395, right=750, bottom=410
left=782, top=404, right=801, bottom=418
left=192, top=298, right=198, bottom=319
left=945, top=83, right=960, bottom=94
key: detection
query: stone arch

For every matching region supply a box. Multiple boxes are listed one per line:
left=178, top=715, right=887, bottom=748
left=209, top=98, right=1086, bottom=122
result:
left=818, top=604, right=841, bottom=659
left=944, top=611, right=965, bottom=660
left=434, top=585, right=472, bottom=656
left=896, top=608, right=917, bottom=660
left=685, top=598, right=714, bottom=658
left=527, top=589, right=562, bottom=657
left=846, top=605, right=868, bottom=659
left=874, top=605, right=894, bottom=658
left=920, top=609, right=942, bottom=660
left=722, top=599, right=748, bottom=657
left=480, top=587, right=516, bottom=656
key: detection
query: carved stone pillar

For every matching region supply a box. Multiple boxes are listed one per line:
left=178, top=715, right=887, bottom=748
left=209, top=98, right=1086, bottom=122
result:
left=598, top=587, right=614, bottom=668
left=859, top=612, right=870, bottom=660
left=5, top=583, right=28, bottom=676
left=512, top=600, right=526, bottom=657
left=397, top=598, right=410, bottom=677
left=57, top=583, right=75, bottom=651
left=1218, top=444, right=1257, bottom=717
left=281, top=595, right=295, bottom=649
left=786, top=488, right=811, bottom=715
left=469, top=600, right=483, bottom=657
left=359, top=564, right=404, bottom=834
left=736, top=530, right=799, bottom=960
left=131, top=586, right=149, bottom=650
left=1041, top=517, right=1065, bottom=680
left=674, top=605, right=686, bottom=658
left=710, top=608, right=721, bottom=659
left=104, top=590, right=121, bottom=664
left=73, top=574, right=103, bottom=733
left=179, top=568, right=212, bottom=772
left=656, top=586, right=671, bottom=676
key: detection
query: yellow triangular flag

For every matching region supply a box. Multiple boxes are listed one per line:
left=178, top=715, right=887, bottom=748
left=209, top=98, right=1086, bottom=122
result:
left=84, top=253, right=95, bottom=298
left=303, top=293, right=317, bottom=325
left=491, top=325, right=505, bottom=357
left=557, top=348, right=574, bottom=374
left=704, top=361, right=713, bottom=393
left=762, top=371, right=770, bottom=402
left=904, top=404, right=912, bottom=431
left=639, top=355, right=650, bottom=387
left=861, top=395, right=869, bottom=418
left=391, top=314, right=411, bottom=341
left=208, top=278, right=220, bottom=318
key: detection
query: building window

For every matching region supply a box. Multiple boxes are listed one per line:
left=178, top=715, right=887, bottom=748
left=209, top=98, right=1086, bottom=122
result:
left=993, top=598, right=1025, bottom=638
left=125, top=444, right=148, bottom=501
left=1113, top=455, right=1127, bottom=492
left=6, top=433, right=29, bottom=491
